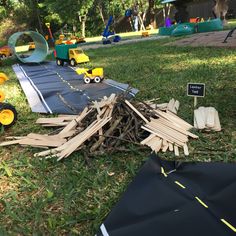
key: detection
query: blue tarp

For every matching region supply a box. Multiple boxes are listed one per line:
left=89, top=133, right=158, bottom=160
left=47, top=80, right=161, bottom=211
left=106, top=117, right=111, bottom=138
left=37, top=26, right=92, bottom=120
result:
left=13, top=61, right=138, bottom=114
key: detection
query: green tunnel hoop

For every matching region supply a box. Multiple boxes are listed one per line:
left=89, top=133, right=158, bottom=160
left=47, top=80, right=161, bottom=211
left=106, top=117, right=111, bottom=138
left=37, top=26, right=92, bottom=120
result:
left=8, top=31, right=49, bottom=63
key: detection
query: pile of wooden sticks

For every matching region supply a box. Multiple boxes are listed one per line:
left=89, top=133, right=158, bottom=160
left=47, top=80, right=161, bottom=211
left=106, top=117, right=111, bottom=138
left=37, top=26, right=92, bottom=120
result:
left=0, top=94, right=198, bottom=160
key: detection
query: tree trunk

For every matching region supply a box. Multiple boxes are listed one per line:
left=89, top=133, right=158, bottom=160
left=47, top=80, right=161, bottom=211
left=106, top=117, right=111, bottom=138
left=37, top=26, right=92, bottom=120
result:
left=36, top=1, right=43, bottom=34
left=98, top=5, right=105, bottom=26
left=81, top=16, right=87, bottom=37
left=146, top=0, right=155, bottom=27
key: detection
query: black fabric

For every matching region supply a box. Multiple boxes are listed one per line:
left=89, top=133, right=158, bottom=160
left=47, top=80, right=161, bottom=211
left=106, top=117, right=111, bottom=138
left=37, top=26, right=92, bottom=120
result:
left=97, top=155, right=236, bottom=236
left=18, top=61, right=137, bottom=114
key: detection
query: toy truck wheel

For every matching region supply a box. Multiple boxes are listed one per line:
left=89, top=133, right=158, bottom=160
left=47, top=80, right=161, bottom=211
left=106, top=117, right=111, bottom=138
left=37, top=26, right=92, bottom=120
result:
left=0, top=103, right=17, bottom=128
left=69, top=59, right=76, bottom=67
left=56, top=59, right=64, bottom=66
left=94, top=77, right=101, bottom=83
left=84, top=77, right=91, bottom=84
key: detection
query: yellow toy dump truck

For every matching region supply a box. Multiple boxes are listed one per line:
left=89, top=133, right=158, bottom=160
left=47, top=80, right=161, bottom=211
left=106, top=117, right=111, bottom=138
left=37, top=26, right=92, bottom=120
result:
left=54, top=44, right=89, bottom=66
left=0, top=46, right=12, bottom=58
left=0, top=73, right=17, bottom=128
left=76, top=68, right=104, bottom=84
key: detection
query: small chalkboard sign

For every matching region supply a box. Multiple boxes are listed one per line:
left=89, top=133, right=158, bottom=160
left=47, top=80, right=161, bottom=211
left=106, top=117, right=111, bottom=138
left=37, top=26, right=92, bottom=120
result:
left=187, top=83, right=205, bottom=97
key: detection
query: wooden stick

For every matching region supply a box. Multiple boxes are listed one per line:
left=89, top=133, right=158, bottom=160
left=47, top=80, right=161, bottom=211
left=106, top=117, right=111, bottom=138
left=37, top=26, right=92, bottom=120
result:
left=59, top=107, right=91, bottom=134
left=174, top=145, right=179, bottom=156
left=151, top=118, right=198, bottom=139
left=183, top=144, right=189, bottom=156
left=140, top=134, right=156, bottom=145
left=147, top=121, right=189, bottom=142
left=90, top=117, right=122, bottom=152
left=57, top=117, right=112, bottom=160
left=0, top=139, right=22, bottom=146
left=125, top=100, right=149, bottom=123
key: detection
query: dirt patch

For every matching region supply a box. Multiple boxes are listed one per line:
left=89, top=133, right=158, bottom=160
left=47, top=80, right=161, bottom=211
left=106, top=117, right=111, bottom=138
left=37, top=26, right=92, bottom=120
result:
left=167, top=30, right=236, bottom=48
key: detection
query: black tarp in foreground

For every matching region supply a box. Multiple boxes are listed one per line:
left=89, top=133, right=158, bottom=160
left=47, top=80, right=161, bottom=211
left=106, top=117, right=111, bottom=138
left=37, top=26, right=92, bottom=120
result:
left=97, top=155, right=236, bottom=236
left=12, top=62, right=138, bottom=114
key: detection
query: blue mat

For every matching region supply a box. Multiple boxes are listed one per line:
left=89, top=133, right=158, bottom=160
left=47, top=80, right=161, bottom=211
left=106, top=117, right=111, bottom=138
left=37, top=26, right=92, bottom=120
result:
left=13, top=61, right=138, bottom=114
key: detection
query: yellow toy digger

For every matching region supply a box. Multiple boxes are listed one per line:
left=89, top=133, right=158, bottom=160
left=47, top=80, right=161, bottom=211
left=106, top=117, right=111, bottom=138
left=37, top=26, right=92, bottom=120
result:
left=76, top=68, right=104, bottom=84
left=0, top=73, right=17, bottom=128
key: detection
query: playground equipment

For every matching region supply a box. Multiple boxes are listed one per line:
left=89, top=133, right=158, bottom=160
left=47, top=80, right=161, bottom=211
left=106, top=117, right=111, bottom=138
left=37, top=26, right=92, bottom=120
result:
left=8, top=31, right=49, bottom=63
left=159, top=18, right=223, bottom=36
left=223, top=26, right=236, bottom=43
left=76, top=68, right=104, bottom=84
left=45, top=22, right=55, bottom=44
left=0, top=46, right=12, bottom=58
left=102, top=16, right=121, bottom=44
left=0, top=73, right=17, bottom=128
left=171, top=23, right=196, bottom=36
left=54, top=44, right=89, bottom=66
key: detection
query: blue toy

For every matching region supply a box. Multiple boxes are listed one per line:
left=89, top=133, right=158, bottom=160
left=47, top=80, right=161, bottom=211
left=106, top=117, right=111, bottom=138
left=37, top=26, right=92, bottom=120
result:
left=102, top=16, right=121, bottom=44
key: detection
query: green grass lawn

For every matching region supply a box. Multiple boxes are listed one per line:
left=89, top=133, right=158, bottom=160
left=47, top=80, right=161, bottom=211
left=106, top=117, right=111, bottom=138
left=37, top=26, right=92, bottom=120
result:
left=0, top=38, right=236, bottom=235
left=225, top=19, right=236, bottom=29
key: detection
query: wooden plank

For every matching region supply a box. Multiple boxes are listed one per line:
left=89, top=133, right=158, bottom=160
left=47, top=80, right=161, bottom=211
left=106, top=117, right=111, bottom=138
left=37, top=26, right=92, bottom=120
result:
left=183, top=144, right=189, bottom=156
left=57, top=118, right=112, bottom=160
left=5, top=136, right=25, bottom=140
left=59, top=107, right=90, bottom=134
left=147, top=136, right=160, bottom=148
left=194, top=115, right=198, bottom=129
left=57, top=115, right=78, bottom=119
left=57, top=130, right=78, bottom=138
left=94, top=101, right=102, bottom=115
left=151, top=118, right=198, bottom=139
left=149, top=103, right=168, bottom=110
left=162, top=140, right=169, bottom=152
left=174, top=100, right=180, bottom=113
left=27, top=133, right=66, bottom=142
left=142, top=125, right=185, bottom=146
left=174, top=145, right=179, bottom=156
left=148, top=121, right=189, bottom=143
left=155, top=110, right=192, bottom=130
left=166, top=111, right=193, bottom=129
left=206, top=107, right=216, bottom=128
left=34, top=146, right=64, bottom=157
left=212, top=110, right=221, bottom=131
left=194, top=109, right=205, bottom=129
left=108, top=93, right=116, bottom=102
left=140, top=134, right=156, bottom=145
left=153, top=139, right=162, bottom=153
left=0, top=139, right=22, bottom=146
left=36, top=117, right=68, bottom=124
left=19, top=138, right=66, bottom=147
left=168, top=142, right=174, bottom=152
left=90, top=117, right=122, bottom=152
left=125, top=100, right=149, bottom=123
left=59, top=118, right=111, bottom=159
left=198, top=107, right=206, bottom=124
left=42, top=122, right=69, bottom=127
left=167, top=98, right=175, bottom=113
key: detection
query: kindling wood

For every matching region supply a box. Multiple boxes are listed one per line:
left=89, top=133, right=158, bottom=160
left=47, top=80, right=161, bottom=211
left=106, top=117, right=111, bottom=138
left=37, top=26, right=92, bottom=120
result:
left=0, top=95, right=199, bottom=159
